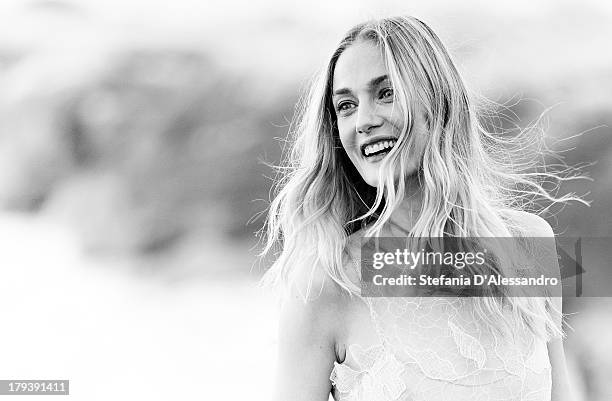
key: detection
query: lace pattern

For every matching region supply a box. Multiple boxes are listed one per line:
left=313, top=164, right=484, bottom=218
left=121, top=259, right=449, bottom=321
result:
left=330, top=297, right=552, bottom=401
left=330, top=344, right=405, bottom=401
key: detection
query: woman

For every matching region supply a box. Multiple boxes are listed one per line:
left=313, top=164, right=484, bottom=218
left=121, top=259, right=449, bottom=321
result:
left=259, top=16, right=577, bottom=401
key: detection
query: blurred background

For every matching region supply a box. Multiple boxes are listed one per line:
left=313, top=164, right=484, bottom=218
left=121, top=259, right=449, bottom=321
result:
left=0, top=0, right=610, bottom=400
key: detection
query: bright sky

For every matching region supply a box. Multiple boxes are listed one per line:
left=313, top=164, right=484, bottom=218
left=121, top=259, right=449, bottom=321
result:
left=1, top=0, right=610, bottom=85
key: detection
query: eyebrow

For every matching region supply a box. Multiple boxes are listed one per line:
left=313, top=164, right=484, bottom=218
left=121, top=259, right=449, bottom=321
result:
left=333, top=74, right=390, bottom=97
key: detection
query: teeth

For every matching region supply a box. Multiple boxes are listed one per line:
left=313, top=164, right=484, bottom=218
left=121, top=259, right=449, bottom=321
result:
left=364, top=139, right=396, bottom=156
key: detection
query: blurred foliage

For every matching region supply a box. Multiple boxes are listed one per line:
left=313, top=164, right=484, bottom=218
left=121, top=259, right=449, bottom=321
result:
left=0, top=48, right=291, bottom=254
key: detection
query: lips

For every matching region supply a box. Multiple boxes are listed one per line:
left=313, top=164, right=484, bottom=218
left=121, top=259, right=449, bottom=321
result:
left=360, top=137, right=398, bottom=158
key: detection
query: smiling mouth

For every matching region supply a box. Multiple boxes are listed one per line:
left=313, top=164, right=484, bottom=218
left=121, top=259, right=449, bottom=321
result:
left=361, top=138, right=397, bottom=159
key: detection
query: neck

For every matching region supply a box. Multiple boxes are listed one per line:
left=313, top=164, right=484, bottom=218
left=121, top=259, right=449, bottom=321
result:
left=382, top=177, right=423, bottom=236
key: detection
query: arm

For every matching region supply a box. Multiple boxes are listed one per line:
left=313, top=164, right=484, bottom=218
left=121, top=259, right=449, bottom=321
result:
left=272, top=272, right=342, bottom=401
left=548, top=325, right=575, bottom=401
left=515, top=212, right=575, bottom=401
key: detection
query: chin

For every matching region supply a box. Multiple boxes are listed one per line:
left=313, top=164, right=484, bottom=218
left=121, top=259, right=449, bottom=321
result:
left=364, top=179, right=378, bottom=188
left=361, top=171, right=392, bottom=188
left=362, top=167, right=417, bottom=189
left=359, top=168, right=381, bottom=188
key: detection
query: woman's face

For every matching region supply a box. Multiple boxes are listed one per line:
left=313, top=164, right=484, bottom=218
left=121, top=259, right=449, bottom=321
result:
left=332, top=40, right=427, bottom=188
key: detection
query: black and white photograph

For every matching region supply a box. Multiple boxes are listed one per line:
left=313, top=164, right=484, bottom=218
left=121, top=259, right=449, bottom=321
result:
left=0, top=1, right=611, bottom=400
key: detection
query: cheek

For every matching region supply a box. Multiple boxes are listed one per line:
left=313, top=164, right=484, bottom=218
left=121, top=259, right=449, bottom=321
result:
left=337, top=126, right=356, bottom=153
left=412, top=115, right=429, bottom=150
left=383, top=108, right=407, bottom=136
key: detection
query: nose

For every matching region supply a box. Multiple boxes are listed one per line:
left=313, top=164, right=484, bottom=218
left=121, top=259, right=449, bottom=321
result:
left=356, top=101, right=383, bottom=134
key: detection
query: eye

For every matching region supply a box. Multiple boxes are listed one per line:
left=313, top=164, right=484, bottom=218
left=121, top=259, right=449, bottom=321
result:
left=336, top=101, right=356, bottom=114
left=380, top=88, right=394, bottom=101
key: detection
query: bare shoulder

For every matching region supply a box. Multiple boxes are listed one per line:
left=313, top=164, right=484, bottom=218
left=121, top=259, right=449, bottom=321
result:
left=507, top=211, right=561, bottom=289
left=280, top=262, right=349, bottom=343
left=506, top=210, right=555, bottom=238
left=274, top=265, right=347, bottom=401
left=288, top=259, right=347, bottom=304
left=273, top=261, right=353, bottom=400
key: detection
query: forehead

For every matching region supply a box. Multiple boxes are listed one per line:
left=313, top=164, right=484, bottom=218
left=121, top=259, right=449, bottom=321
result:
left=333, top=40, right=388, bottom=91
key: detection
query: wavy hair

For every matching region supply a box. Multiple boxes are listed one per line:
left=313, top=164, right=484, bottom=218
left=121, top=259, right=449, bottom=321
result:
left=257, top=16, right=586, bottom=340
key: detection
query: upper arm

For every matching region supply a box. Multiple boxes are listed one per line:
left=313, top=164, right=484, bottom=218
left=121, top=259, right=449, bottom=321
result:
left=514, top=211, right=562, bottom=316
left=512, top=212, right=574, bottom=400
left=548, top=337, right=574, bottom=401
left=272, top=271, right=342, bottom=401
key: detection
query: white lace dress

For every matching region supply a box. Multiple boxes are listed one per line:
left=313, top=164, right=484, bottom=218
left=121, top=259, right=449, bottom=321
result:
left=329, top=297, right=553, bottom=401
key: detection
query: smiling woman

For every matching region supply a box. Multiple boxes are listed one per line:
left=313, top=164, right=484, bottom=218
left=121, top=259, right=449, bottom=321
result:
left=259, top=15, right=580, bottom=401
left=332, top=41, right=428, bottom=187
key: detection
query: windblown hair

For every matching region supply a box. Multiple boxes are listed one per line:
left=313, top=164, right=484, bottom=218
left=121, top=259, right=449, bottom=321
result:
left=257, top=16, right=586, bottom=340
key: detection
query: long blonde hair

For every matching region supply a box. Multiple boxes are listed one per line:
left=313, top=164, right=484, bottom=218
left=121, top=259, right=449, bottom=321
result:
left=257, top=16, right=586, bottom=340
